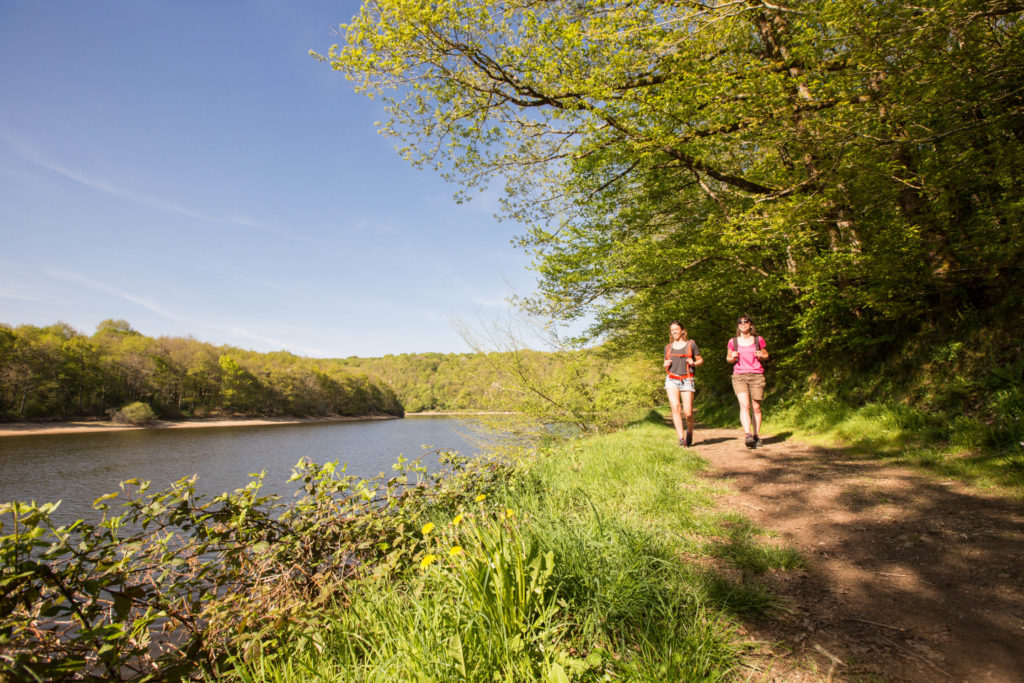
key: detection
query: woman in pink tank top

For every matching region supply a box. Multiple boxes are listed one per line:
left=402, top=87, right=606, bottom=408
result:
left=726, top=316, right=769, bottom=448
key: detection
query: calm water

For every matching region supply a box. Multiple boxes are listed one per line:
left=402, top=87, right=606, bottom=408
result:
left=0, top=416, right=490, bottom=527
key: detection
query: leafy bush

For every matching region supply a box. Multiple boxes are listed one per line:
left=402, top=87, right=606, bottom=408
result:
left=0, top=456, right=471, bottom=681
left=111, top=401, right=156, bottom=425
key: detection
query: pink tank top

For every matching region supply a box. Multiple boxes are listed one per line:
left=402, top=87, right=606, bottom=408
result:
left=729, top=336, right=765, bottom=374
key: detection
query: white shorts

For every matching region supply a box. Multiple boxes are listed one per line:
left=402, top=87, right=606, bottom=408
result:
left=665, top=377, right=695, bottom=393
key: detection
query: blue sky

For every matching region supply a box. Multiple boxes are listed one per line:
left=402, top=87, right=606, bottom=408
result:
left=0, top=1, right=540, bottom=358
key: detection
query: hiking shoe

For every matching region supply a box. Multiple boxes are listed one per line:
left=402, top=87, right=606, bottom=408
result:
left=754, top=435, right=763, bottom=448
left=744, top=433, right=755, bottom=448
left=678, top=437, right=685, bottom=447
left=685, top=431, right=693, bottom=447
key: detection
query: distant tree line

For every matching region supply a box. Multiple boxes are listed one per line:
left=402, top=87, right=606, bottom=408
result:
left=0, top=320, right=402, bottom=421
left=339, top=352, right=517, bottom=413
left=342, top=347, right=660, bottom=431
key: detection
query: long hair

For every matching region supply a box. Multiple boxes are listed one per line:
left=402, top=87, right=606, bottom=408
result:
left=668, top=321, right=689, bottom=343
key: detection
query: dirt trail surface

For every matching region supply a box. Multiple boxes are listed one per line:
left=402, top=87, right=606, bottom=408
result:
left=690, top=426, right=1024, bottom=682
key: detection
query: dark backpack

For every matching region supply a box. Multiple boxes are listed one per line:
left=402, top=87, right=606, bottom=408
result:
left=733, top=336, right=764, bottom=358
left=664, top=341, right=695, bottom=377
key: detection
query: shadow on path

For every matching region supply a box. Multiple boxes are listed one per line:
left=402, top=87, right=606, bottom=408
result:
left=690, top=425, right=1024, bottom=682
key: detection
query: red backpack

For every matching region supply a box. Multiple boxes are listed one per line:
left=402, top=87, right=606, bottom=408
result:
left=664, top=341, right=695, bottom=380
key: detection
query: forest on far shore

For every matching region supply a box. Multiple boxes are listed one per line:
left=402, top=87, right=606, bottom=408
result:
left=0, top=319, right=403, bottom=421
left=0, top=319, right=660, bottom=430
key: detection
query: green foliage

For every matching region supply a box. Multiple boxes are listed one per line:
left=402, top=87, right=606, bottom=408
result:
left=345, top=345, right=659, bottom=432
left=0, top=319, right=661, bottom=433
left=0, top=321, right=403, bottom=421
left=223, top=421, right=789, bottom=682
left=111, top=401, right=156, bottom=425
left=3, top=415, right=807, bottom=680
left=0, top=455, right=470, bottom=680
left=323, top=0, right=1024, bottom=403
left=769, top=389, right=1024, bottom=491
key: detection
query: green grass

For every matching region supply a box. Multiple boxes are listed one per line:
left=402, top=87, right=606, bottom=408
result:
left=222, top=420, right=806, bottom=682
left=765, top=394, right=1024, bottom=493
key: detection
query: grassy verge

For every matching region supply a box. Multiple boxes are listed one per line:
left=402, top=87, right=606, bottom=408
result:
left=224, top=419, right=805, bottom=682
left=678, top=373, right=1024, bottom=494
left=762, top=394, right=1024, bottom=494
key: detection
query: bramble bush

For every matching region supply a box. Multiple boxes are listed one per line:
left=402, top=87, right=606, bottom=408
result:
left=0, top=451, right=514, bottom=681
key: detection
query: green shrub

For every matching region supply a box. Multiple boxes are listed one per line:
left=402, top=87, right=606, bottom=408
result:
left=112, top=401, right=156, bottom=425
left=0, top=457, right=452, bottom=681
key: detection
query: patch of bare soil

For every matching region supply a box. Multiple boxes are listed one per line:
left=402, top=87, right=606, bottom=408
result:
left=689, top=426, right=1024, bottom=682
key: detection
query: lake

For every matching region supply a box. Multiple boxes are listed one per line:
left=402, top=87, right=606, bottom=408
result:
left=0, top=416, right=493, bottom=527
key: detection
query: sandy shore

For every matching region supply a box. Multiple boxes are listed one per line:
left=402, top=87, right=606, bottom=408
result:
left=0, top=414, right=399, bottom=438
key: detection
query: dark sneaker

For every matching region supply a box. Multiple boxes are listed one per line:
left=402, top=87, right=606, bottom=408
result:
left=685, top=431, right=693, bottom=447
left=744, top=433, right=755, bottom=448
left=754, top=436, right=763, bottom=448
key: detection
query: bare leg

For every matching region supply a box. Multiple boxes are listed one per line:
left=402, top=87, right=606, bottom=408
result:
left=751, top=398, right=762, bottom=436
left=667, top=386, right=684, bottom=440
left=681, top=390, right=694, bottom=434
left=736, top=391, right=751, bottom=434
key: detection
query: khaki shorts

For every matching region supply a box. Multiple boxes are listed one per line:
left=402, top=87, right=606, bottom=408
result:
left=732, top=373, right=766, bottom=401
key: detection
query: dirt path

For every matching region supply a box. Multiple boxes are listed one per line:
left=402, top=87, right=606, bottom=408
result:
left=689, top=426, right=1024, bottom=682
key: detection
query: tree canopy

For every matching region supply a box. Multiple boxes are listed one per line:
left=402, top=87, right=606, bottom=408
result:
left=0, top=322, right=402, bottom=420
left=323, top=0, right=1024, bottom=383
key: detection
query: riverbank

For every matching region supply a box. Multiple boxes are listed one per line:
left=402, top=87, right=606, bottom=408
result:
left=0, top=414, right=399, bottom=438
left=405, top=410, right=517, bottom=416
left=227, top=414, right=1024, bottom=681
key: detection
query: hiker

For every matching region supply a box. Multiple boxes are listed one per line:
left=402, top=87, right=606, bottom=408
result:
left=727, top=315, right=769, bottom=448
left=664, top=321, right=703, bottom=447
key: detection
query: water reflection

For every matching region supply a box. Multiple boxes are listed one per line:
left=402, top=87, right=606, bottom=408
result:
left=0, top=417, right=487, bottom=527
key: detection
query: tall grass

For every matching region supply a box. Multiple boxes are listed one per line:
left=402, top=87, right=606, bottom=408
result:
left=223, top=421, right=805, bottom=681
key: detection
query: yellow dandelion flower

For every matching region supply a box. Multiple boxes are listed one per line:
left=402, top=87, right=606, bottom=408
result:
left=452, top=514, right=464, bottom=526
left=505, top=508, right=514, bottom=517
left=449, top=546, right=464, bottom=556
left=420, top=554, right=437, bottom=569
left=475, top=494, right=486, bottom=502
left=421, top=522, right=435, bottom=535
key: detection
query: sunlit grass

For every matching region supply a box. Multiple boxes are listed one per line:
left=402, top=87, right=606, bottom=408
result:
left=221, top=420, right=807, bottom=681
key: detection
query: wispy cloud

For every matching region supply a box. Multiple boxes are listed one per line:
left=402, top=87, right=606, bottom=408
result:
left=39, top=267, right=324, bottom=355
left=0, top=289, right=57, bottom=304
left=43, top=267, right=184, bottom=322
left=0, top=124, right=314, bottom=243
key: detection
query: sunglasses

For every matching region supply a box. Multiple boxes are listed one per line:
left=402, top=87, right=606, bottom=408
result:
left=738, top=319, right=751, bottom=324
